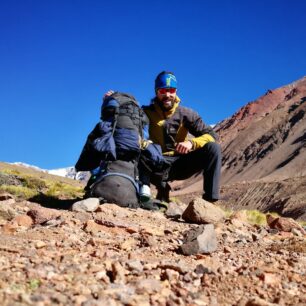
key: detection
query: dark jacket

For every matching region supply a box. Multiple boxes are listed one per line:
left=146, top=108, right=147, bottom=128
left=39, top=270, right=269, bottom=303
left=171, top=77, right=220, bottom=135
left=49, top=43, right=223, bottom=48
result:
left=142, top=98, right=217, bottom=155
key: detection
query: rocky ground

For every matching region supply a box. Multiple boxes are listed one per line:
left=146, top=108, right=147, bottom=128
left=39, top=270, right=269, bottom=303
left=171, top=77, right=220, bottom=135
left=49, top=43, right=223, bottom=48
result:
left=0, top=193, right=305, bottom=306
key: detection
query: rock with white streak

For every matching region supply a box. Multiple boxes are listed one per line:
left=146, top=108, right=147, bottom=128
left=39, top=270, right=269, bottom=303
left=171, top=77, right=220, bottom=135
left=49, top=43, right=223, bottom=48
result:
left=72, top=198, right=100, bottom=212
left=180, top=224, right=218, bottom=255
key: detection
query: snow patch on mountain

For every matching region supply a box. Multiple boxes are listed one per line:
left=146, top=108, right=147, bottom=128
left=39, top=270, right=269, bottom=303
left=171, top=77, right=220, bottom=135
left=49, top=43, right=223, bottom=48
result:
left=12, top=162, right=47, bottom=173
left=48, top=167, right=76, bottom=179
left=11, top=162, right=89, bottom=182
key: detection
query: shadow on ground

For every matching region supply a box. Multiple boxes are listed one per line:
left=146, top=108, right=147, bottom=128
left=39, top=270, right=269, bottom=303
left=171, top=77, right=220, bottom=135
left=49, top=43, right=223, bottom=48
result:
left=29, top=193, right=82, bottom=210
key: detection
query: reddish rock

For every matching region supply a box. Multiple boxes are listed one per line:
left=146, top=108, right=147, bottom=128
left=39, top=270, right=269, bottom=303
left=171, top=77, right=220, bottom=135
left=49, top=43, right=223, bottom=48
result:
left=135, top=278, right=161, bottom=294
left=12, top=215, right=33, bottom=228
left=111, top=262, right=126, bottom=284
left=27, top=207, right=60, bottom=225
left=2, top=222, right=18, bottom=234
left=266, top=214, right=305, bottom=234
left=83, top=220, right=105, bottom=234
left=245, top=296, right=276, bottom=306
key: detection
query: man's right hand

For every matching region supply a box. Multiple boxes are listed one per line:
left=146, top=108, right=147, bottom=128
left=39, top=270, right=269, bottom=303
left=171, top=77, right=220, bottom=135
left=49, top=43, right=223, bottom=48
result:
left=175, top=141, right=193, bottom=154
left=103, top=90, right=114, bottom=98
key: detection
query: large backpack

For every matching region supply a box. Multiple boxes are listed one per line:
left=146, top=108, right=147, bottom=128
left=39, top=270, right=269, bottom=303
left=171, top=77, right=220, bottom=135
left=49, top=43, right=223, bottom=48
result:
left=75, top=92, right=147, bottom=208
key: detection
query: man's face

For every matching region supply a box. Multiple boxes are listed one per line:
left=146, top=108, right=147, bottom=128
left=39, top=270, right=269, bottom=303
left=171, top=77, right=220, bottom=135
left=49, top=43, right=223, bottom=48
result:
left=156, top=88, right=177, bottom=111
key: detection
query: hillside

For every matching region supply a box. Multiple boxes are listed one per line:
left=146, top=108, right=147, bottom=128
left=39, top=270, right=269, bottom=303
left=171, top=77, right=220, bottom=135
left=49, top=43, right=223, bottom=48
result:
left=216, top=76, right=306, bottom=183
left=172, top=77, right=306, bottom=219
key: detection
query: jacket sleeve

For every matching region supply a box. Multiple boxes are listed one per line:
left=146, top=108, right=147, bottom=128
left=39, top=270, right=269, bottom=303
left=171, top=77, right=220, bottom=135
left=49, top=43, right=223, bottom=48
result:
left=184, top=109, right=218, bottom=150
left=75, top=123, right=102, bottom=172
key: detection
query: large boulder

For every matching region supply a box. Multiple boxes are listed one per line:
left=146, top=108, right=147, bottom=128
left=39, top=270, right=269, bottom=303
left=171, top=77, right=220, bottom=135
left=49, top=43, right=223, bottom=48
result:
left=182, top=198, right=225, bottom=224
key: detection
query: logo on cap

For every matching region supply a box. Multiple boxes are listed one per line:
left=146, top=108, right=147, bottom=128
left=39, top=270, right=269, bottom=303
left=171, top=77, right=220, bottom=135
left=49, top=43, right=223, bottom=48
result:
left=166, top=75, right=177, bottom=87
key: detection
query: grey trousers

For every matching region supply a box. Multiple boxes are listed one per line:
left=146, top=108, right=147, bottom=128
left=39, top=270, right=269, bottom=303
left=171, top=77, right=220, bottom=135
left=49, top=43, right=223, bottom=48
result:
left=148, top=142, right=222, bottom=201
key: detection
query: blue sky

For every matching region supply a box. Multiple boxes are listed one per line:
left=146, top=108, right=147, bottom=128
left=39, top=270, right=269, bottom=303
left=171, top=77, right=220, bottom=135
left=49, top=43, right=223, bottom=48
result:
left=1, top=0, right=305, bottom=169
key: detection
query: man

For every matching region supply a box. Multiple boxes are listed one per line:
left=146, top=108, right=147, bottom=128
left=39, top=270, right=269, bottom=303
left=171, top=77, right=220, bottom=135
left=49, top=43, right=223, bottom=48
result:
left=141, top=71, right=221, bottom=203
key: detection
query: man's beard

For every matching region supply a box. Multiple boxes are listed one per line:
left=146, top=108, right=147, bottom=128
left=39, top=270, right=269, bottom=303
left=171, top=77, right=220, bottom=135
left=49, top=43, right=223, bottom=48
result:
left=158, top=97, right=175, bottom=111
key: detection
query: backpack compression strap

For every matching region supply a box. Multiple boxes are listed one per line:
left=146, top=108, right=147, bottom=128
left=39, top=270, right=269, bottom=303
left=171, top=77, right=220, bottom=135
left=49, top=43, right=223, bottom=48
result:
left=90, top=172, right=139, bottom=194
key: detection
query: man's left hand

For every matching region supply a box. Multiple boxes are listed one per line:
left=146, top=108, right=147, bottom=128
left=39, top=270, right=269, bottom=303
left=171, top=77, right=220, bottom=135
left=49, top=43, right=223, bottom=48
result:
left=175, top=141, right=193, bottom=154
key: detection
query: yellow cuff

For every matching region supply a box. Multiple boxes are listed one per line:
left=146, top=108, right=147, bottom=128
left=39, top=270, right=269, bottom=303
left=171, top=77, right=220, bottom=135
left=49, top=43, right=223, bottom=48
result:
left=191, top=134, right=215, bottom=150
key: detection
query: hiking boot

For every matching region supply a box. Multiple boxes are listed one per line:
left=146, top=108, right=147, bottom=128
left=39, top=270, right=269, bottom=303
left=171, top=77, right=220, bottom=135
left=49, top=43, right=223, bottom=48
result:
left=156, top=182, right=171, bottom=203
left=202, top=194, right=220, bottom=203
left=140, top=199, right=168, bottom=212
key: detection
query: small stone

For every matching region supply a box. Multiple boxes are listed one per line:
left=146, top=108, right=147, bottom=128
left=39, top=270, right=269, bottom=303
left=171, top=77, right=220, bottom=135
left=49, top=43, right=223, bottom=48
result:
left=252, top=233, right=260, bottom=241
left=194, top=264, right=212, bottom=275
left=194, top=298, right=209, bottom=306
left=19, top=293, right=33, bottom=305
left=71, top=198, right=100, bottom=212
left=267, top=228, right=279, bottom=235
left=2, top=222, right=18, bottom=234
left=0, top=203, right=16, bottom=221
left=158, top=260, right=189, bottom=274
left=120, top=238, right=137, bottom=251
left=87, top=237, right=96, bottom=246
left=112, top=262, right=126, bottom=284
left=135, top=278, right=161, bottom=294
left=1, top=199, right=15, bottom=206
left=126, top=260, right=143, bottom=273
left=259, top=272, right=282, bottom=287
left=139, top=234, right=157, bottom=247
left=83, top=297, right=118, bottom=306
left=83, top=220, right=105, bottom=234
left=162, top=269, right=180, bottom=282
left=43, top=219, right=62, bottom=227
left=140, top=225, right=165, bottom=236
left=165, top=202, right=184, bottom=220
left=95, top=271, right=110, bottom=283
left=224, top=246, right=233, bottom=253
left=0, top=192, right=15, bottom=201
left=73, top=295, right=88, bottom=305
left=143, top=262, right=159, bottom=270
left=230, top=218, right=248, bottom=229
left=291, top=228, right=303, bottom=237
left=35, top=240, right=46, bottom=249
left=245, top=296, right=276, bottom=306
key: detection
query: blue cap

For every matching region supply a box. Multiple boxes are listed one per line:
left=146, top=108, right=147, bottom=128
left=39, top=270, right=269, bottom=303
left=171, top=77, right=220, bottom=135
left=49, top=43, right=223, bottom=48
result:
left=155, top=73, right=177, bottom=89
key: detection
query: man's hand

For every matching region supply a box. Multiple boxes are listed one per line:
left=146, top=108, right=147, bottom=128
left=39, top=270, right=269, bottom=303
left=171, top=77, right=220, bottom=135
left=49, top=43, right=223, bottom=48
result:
left=175, top=141, right=193, bottom=154
left=103, top=90, right=114, bottom=98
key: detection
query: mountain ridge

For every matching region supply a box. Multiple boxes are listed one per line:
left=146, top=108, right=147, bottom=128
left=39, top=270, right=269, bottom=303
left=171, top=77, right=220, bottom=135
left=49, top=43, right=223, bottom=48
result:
left=172, top=76, right=306, bottom=219
left=216, top=76, right=306, bottom=183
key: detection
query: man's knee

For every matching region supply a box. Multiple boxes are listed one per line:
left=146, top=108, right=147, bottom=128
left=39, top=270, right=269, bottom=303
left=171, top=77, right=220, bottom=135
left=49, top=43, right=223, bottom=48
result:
left=203, top=142, right=221, bottom=157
